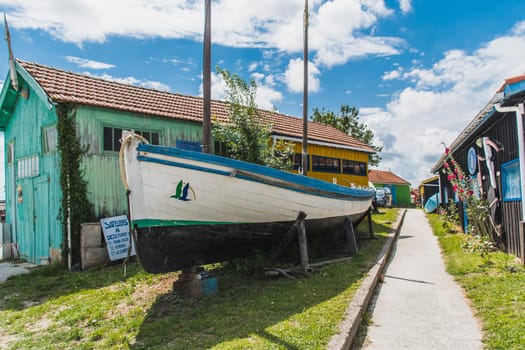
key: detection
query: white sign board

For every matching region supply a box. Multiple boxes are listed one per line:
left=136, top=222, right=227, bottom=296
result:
left=100, top=215, right=136, bottom=261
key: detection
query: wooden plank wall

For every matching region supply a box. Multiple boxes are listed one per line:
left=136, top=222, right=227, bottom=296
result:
left=452, top=112, right=523, bottom=259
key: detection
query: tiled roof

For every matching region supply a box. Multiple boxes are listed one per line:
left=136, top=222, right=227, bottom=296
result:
left=18, top=60, right=375, bottom=153
left=369, top=169, right=410, bottom=185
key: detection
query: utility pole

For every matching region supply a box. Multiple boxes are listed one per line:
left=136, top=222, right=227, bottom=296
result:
left=301, top=0, right=309, bottom=175
left=202, top=0, right=212, bottom=154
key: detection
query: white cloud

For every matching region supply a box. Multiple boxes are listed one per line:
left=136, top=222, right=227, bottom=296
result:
left=65, top=56, right=115, bottom=69
left=398, top=0, right=412, bottom=14
left=3, top=0, right=404, bottom=67
left=284, top=58, right=321, bottom=94
left=364, top=25, right=525, bottom=186
left=382, top=69, right=402, bottom=80
left=202, top=71, right=282, bottom=111
left=512, top=20, right=525, bottom=35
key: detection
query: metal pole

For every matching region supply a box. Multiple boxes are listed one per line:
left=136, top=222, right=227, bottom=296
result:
left=301, top=0, right=309, bottom=175
left=202, top=0, right=212, bottom=154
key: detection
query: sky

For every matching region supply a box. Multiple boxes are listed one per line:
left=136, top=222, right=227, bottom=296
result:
left=1, top=0, right=525, bottom=193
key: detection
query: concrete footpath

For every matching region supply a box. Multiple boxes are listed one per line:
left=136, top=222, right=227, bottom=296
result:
left=0, top=261, right=35, bottom=283
left=362, top=209, right=483, bottom=349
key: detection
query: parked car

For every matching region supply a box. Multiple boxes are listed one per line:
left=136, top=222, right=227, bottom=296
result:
left=375, top=188, right=392, bottom=207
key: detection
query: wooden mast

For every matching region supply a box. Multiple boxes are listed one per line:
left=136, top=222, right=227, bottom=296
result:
left=301, top=0, right=309, bottom=175
left=202, top=0, right=212, bottom=154
left=4, top=14, right=18, bottom=91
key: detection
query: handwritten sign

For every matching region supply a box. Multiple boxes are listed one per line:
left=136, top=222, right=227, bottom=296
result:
left=100, top=215, right=136, bottom=261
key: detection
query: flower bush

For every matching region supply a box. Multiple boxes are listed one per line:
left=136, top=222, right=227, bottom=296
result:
left=442, top=147, right=498, bottom=245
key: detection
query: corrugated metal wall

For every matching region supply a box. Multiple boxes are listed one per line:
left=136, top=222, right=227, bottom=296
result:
left=4, top=82, right=62, bottom=264
left=76, top=106, right=204, bottom=218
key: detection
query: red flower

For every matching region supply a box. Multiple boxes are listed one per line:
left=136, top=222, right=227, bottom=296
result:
left=445, top=148, right=450, bottom=155
left=459, top=174, right=463, bottom=180
left=444, top=162, right=449, bottom=169
left=453, top=185, right=458, bottom=192
left=467, top=190, right=474, bottom=196
left=448, top=174, right=456, bottom=180
left=459, top=188, right=464, bottom=193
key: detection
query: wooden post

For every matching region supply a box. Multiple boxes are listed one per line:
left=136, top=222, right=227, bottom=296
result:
left=202, top=0, right=212, bottom=154
left=297, top=214, right=310, bottom=273
left=519, top=221, right=525, bottom=265
left=301, top=0, right=309, bottom=176
left=344, top=217, right=359, bottom=256
left=269, top=211, right=307, bottom=264
left=367, top=208, right=374, bottom=239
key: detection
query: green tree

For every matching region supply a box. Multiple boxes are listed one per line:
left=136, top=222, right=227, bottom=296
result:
left=311, top=105, right=382, bottom=166
left=212, top=68, right=294, bottom=169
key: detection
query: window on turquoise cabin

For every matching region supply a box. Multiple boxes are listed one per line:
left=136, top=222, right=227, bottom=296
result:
left=17, top=155, right=39, bottom=179
left=7, top=142, right=14, bottom=165
left=311, top=155, right=341, bottom=173
left=42, top=126, right=58, bottom=153
left=342, top=159, right=367, bottom=176
left=103, top=127, right=160, bottom=152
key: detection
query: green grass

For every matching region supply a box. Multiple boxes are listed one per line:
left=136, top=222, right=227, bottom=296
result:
left=427, top=213, right=525, bottom=350
left=0, top=209, right=398, bottom=350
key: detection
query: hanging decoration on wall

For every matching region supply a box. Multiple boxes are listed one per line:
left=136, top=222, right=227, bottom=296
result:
left=467, top=146, right=477, bottom=175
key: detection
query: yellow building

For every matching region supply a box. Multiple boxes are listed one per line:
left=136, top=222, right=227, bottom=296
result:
left=264, top=113, right=375, bottom=187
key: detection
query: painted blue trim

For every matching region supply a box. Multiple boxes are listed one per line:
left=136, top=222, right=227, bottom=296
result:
left=137, top=143, right=374, bottom=200
left=501, top=158, right=521, bottom=202
left=137, top=155, right=231, bottom=177
left=176, top=140, right=202, bottom=152
left=504, top=80, right=525, bottom=98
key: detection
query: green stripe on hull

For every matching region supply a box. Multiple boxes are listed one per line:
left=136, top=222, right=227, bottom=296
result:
left=132, top=218, right=240, bottom=228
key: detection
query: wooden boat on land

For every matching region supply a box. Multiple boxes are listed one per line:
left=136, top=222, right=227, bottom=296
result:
left=120, top=133, right=374, bottom=273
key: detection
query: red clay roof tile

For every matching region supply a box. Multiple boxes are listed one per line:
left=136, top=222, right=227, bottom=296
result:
left=369, top=169, right=410, bottom=185
left=18, top=60, right=375, bottom=153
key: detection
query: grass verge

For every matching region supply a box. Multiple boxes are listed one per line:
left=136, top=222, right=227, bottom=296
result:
left=0, top=209, right=398, bottom=350
left=427, top=213, right=525, bottom=349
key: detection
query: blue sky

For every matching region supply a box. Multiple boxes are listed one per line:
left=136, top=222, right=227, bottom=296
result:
left=1, top=0, right=525, bottom=191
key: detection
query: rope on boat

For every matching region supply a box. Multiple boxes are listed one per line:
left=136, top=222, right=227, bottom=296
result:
left=118, top=132, right=148, bottom=191
left=119, top=132, right=148, bottom=277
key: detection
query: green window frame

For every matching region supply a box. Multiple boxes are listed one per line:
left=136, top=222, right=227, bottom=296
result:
left=42, top=125, right=58, bottom=154
left=7, top=141, right=14, bottom=165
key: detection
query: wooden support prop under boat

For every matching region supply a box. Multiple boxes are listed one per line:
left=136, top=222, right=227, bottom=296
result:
left=266, top=211, right=311, bottom=274
left=297, top=213, right=311, bottom=274
left=367, top=208, right=374, bottom=239
left=344, top=217, right=359, bottom=256
left=268, top=211, right=308, bottom=264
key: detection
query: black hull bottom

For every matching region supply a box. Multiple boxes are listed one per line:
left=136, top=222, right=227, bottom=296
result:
left=134, top=213, right=367, bottom=274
